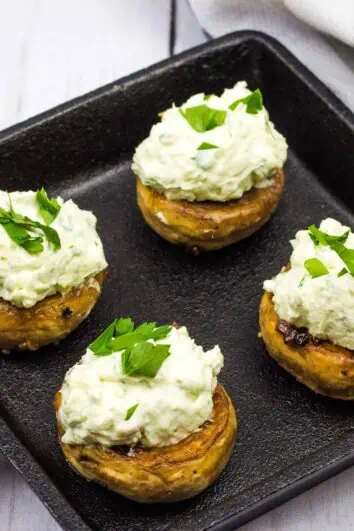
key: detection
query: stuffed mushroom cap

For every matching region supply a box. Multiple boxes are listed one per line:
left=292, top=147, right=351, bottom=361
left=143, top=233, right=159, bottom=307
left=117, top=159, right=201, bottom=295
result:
left=55, top=322, right=237, bottom=501
left=132, top=81, right=287, bottom=203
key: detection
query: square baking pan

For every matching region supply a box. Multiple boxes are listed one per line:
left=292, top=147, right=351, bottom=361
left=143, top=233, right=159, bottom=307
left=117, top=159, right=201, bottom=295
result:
left=1, top=31, right=354, bottom=531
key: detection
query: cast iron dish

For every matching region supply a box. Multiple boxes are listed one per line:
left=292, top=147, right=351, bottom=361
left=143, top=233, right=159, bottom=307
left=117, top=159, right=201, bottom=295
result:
left=1, top=31, right=353, bottom=531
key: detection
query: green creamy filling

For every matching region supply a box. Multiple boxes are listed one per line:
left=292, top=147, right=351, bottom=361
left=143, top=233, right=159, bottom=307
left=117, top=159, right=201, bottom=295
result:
left=132, top=82, right=288, bottom=203
left=58, top=326, right=224, bottom=448
left=0, top=191, right=107, bottom=308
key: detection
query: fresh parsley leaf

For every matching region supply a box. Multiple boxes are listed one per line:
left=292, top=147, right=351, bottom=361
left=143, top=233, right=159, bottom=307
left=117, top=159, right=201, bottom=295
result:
left=327, top=230, right=350, bottom=244
left=179, top=105, right=226, bottom=133
left=309, top=232, right=322, bottom=246
left=308, top=225, right=354, bottom=274
left=229, top=89, right=263, bottom=113
left=2, top=220, right=44, bottom=254
left=0, top=199, right=61, bottom=254
left=134, top=323, right=171, bottom=341
left=36, top=188, right=61, bottom=225
left=7, top=195, right=15, bottom=216
left=203, top=94, right=212, bottom=101
left=338, top=267, right=348, bottom=277
left=123, top=342, right=170, bottom=377
left=89, top=319, right=117, bottom=356
left=197, top=142, right=219, bottom=150
left=91, top=319, right=172, bottom=377
left=121, top=348, right=132, bottom=373
left=331, top=244, right=354, bottom=275
left=116, top=317, right=134, bottom=335
left=150, top=325, right=172, bottom=340
left=125, top=403, right=138, bottom=421
left=41, top=224, right=61, bottom=250
left=308, top=225, right=350, bottom=246
left=304, top=258, right=329, bottom=278
left=110, top=331, right=145, bottom=353
left=22, top=237, right=44, bottom=254
left=122, top=342, right=153, bottom=375
left=135, top=322, right=157, bottom=337
left=2, top=220, right=33, bottom=245
left=145, top=344, right=171, bottom=376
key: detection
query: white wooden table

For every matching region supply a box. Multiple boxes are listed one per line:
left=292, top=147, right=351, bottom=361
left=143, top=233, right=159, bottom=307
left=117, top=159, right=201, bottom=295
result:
left=1, top=1, right=354, bottom=530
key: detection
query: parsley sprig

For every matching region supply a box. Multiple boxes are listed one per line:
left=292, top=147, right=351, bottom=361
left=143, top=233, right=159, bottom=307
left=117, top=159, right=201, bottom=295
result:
left=309, top=225, right=350, bottom=247
left=304, top=258, right=329, bottom=278
left=229, top=89, right=263, bottom=114
left=308, top=224, right=354, bottom=276
left=338, top=267, right=348, bottom=278
left=125, top=403, right=139, bottom=421
left=0, top=194, right=61, bottom=254
left=89, top=318, right=172, bottom=378
left=179, top=89, right=263, bottom=132
left=179, top=105, right=226, bottom=133
left=36, top=188, right=61, bottom=225
left=197, top=142, right=219, bottom=150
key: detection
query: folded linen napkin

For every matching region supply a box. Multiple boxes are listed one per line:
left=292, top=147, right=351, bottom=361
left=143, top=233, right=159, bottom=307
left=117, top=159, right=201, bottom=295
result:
left=285, top=0, right=354, bottom=47
left=189, top=0, right=354, bottom=110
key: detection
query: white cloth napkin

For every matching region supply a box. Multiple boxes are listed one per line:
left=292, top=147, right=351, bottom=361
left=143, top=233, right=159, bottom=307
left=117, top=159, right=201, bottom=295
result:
left=189, top=0, right=354, bottom=111
left=285, top=0, right=354, bottom=47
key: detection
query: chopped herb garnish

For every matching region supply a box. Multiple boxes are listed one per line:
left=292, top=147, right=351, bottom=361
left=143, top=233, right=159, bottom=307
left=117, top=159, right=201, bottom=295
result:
left=0, top=195, right=61, bottom=254
left=197, top=142, right=219, bottom=150
left=89, top=319, right=172, bottom=378
left=135, top=322, right=156, bottom=337
left=150, top=325, right=172, bottom=340
left=308, top=224, right=354, bottom=275
left=304, top=258, right=329, bottom=278
left=179, top=105, right=226, bottom=133
left=89, top=319, right=118, bottom=356
left=36, top=188, right=61, bottom=225
left=110, top=332, right=146, bottom=353
left=116, top=317, right=134, bottom=335
left=203, top=94, right=213, bottom=101
left=122, top=342, right=170, bottom=377
left=331, top=244, right=354, bottom=275
left=308, top=225, right=350, bottom=247
left=125, top=403, right=139, bottom=421
left=338, top=267, right=348, bottom=277
left=229, top=89, right=263, bottom=114
left=299, top=275, right=306, bottom=287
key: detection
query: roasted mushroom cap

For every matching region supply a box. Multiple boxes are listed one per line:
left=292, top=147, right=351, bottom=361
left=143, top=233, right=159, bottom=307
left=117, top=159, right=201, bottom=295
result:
left=260, top=291, right=354, bottom=399
left=0, top=270, right=106, bottom=352
left=54, top=384, right=237, bottom=503
left=137, top=169, right=284, bottom=252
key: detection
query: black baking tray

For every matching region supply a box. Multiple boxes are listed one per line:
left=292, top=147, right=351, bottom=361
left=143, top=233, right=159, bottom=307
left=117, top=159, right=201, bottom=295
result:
left=1, top=31, right=354, bottom=531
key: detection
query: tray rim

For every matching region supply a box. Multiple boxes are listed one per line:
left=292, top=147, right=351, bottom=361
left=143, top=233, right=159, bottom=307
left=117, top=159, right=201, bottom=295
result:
left=0, top=30, right=353, bottom=143
left=1, top=30, right=354, bottom=531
